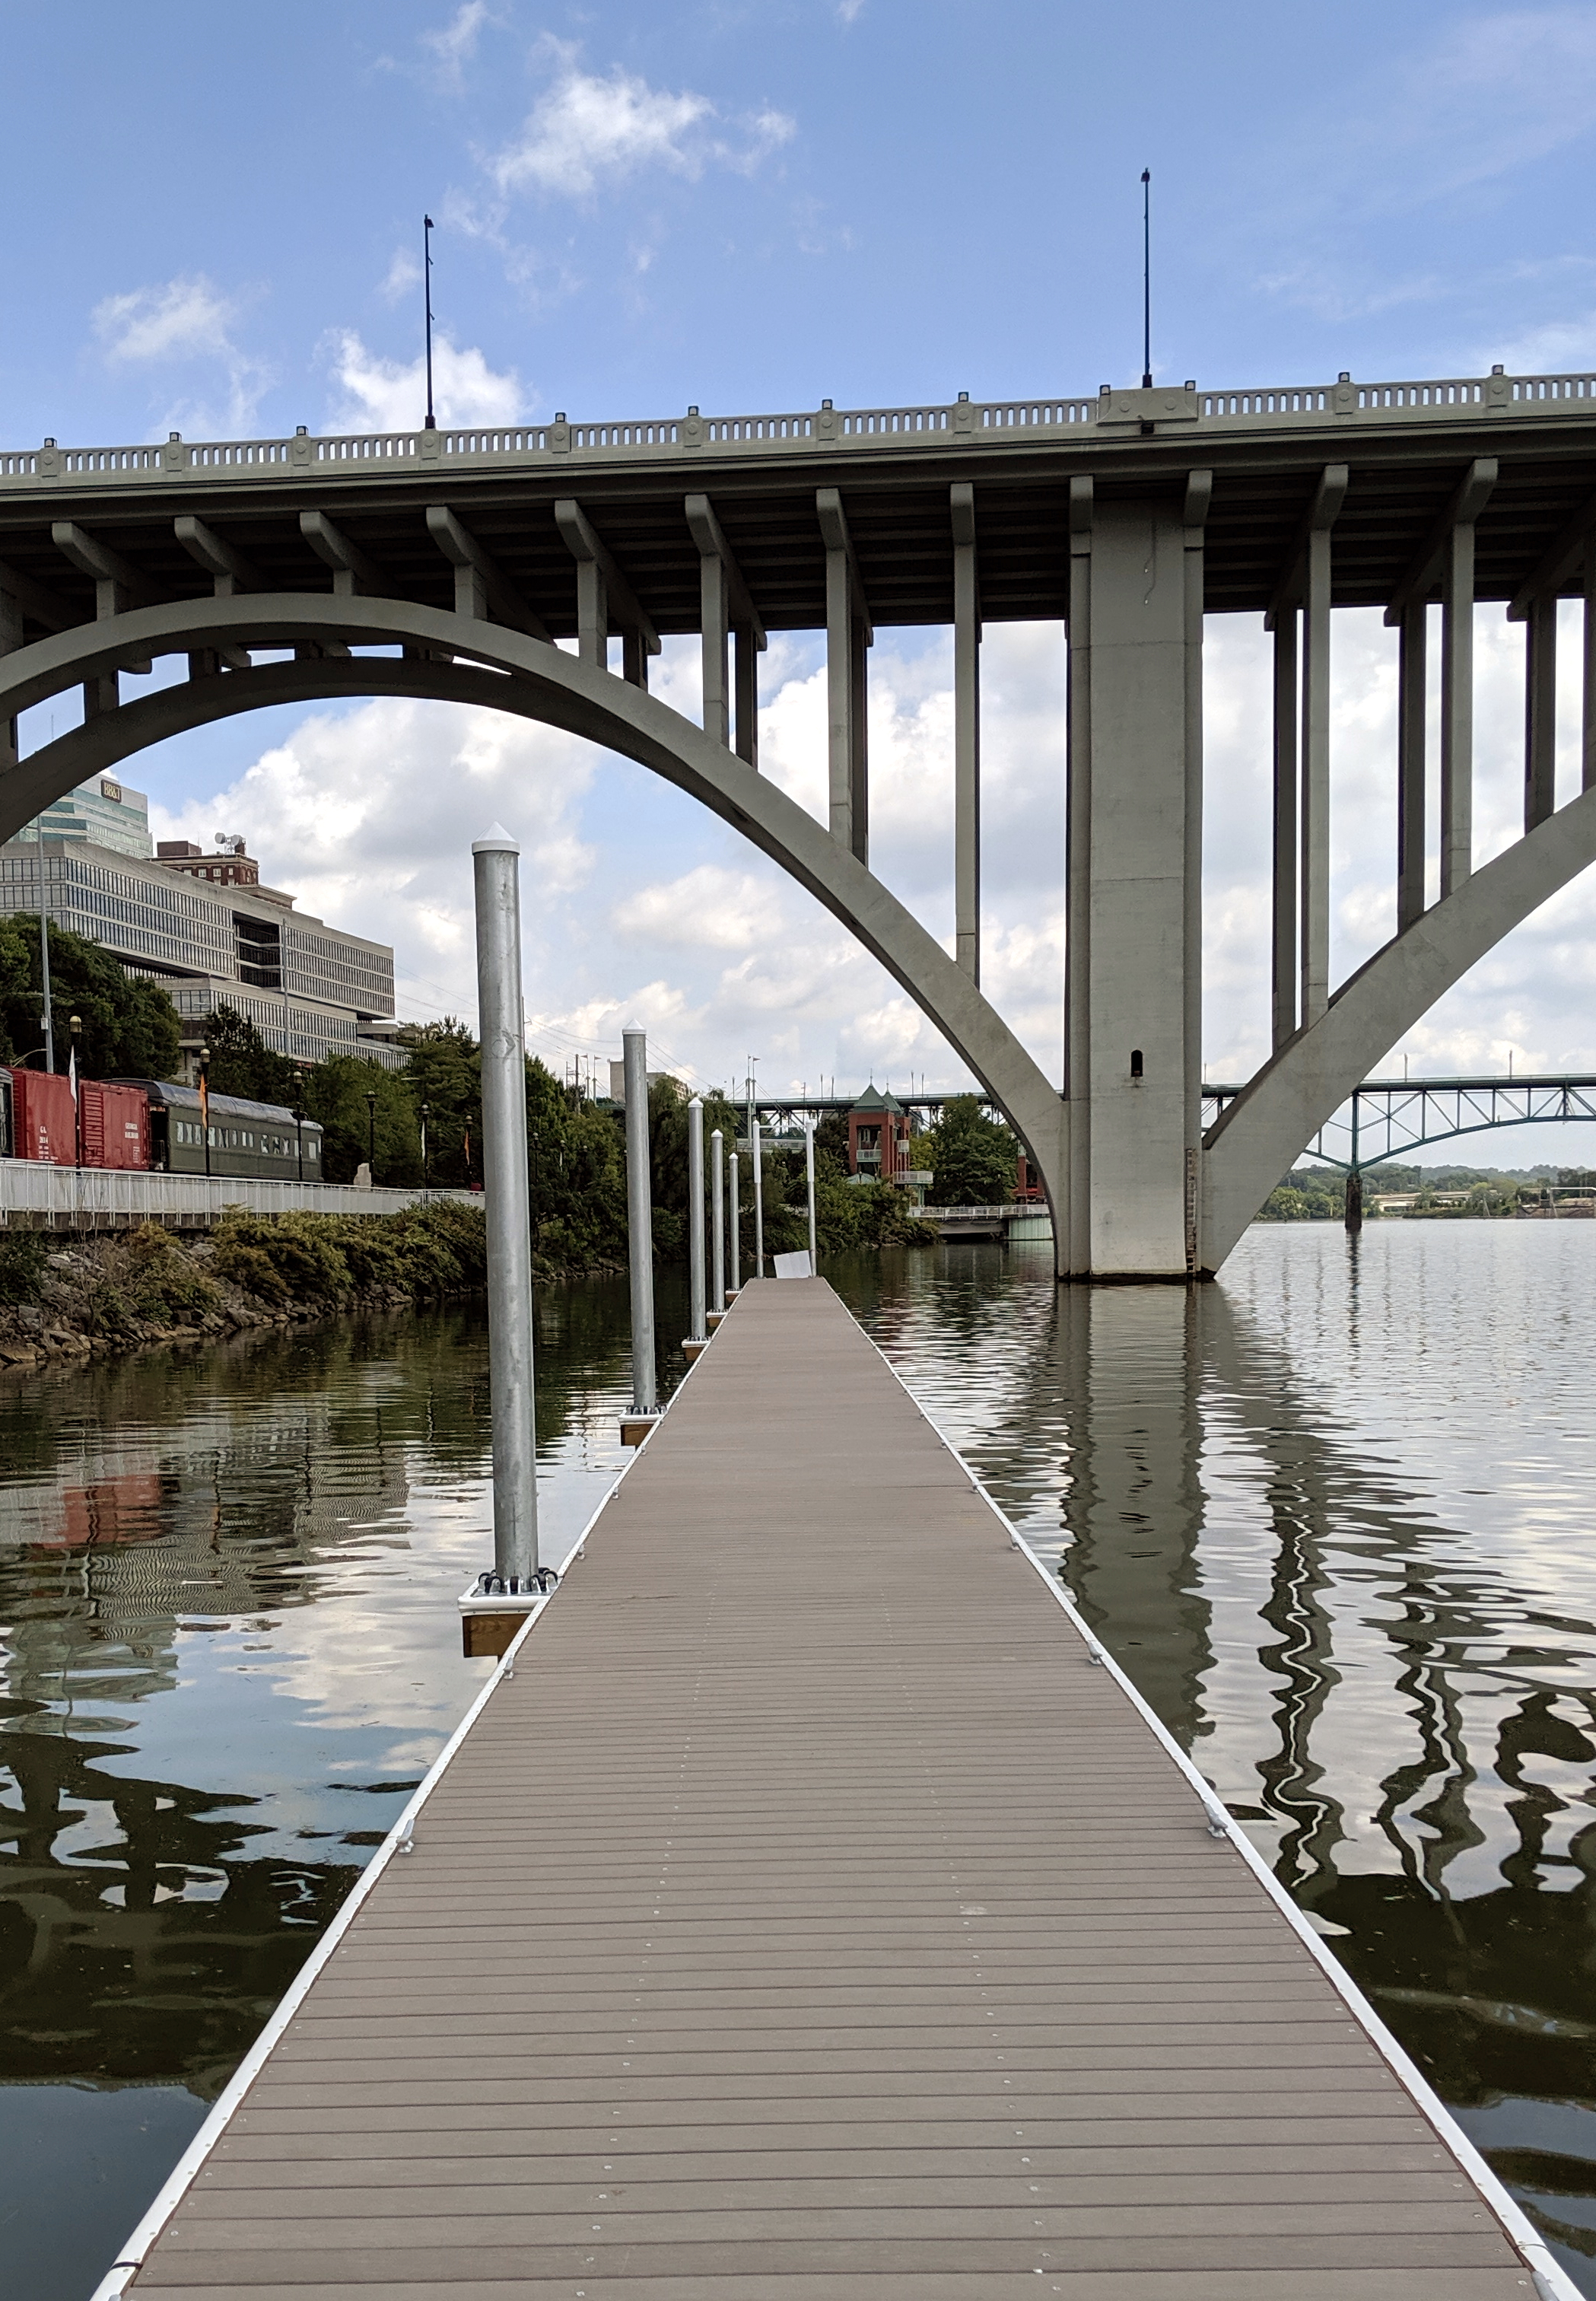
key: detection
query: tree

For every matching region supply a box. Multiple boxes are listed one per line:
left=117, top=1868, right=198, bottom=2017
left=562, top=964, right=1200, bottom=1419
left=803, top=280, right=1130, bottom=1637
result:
left=923, top=1095, right=1016, bottom=1206
left=303, top=1056, right=421, bottom=1185
left=399, top=1020, right=482, bottom=1187
left=0, top=918, right=180, bottom=1079
left=199, top=1004, right=300, bottom=1104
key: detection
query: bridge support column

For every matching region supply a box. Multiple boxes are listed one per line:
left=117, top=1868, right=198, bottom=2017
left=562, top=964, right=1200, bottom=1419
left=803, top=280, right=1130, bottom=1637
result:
left=1064, top=495, right=1203, bottom=1279
left=1397, top=601, right=1427, bottom=931
left=1525, top=590, right=1557, bottom=832
left=952, top=483, right=981, bottom=985
left=1441, top=515, right=1477, bottom=895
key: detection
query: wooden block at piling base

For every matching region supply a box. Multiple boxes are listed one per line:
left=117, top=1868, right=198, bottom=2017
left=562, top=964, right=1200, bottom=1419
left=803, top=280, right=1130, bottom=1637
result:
left=723, top=1290, right=739, bottom=1303
left=682, top=1336, right=709, bottom=1361
left=705, top=1310, right=726, bottom=1330
left=619, top=1413, right=662, bottom=1446
left=460, top=1606, right=532, bottom=1659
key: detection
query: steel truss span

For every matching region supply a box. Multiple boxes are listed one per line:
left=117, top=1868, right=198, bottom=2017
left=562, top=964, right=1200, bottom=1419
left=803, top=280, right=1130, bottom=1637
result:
left=7, top=364, right=1596, bottom=1277
left=1207, top=1074, right=1596, bottom=1170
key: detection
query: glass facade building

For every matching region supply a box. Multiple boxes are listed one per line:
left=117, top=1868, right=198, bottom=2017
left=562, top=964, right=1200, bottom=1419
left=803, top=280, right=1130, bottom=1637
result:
left=17, top=775, right=154, bottom=859
left=0, top=838, right=403, bottom=1071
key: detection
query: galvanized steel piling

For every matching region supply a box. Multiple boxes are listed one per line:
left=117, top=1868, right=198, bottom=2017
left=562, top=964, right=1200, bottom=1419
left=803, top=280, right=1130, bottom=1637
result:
left=687, top=1096, right=707, bottom=1343
left=805, top=1122, right=819, bottom=1271
left=471, top=828, right=539, bottom=1583
left=728, top=1151, right=741, bottom=1294
left=710, top=1127, right=726, bottom=1313
left=752, top=1115, right=765, bottom=1278
left=623, top=1026, right=657, bottom=1415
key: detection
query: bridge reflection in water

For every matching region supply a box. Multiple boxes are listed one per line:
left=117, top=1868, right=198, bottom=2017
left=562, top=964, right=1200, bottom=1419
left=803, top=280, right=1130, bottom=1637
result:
left=837, top=1229, right=1596, bottom=2289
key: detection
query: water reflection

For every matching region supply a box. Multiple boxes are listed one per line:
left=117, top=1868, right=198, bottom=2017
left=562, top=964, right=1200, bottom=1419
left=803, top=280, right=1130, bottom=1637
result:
left=0, top=1277, right=686, bottom=2301
left=832, top=1228, right=1596, bottom=2295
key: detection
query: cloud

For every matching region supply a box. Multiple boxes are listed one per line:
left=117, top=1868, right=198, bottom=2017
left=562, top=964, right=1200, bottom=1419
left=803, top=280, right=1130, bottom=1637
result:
left=320, top=329, right=524, bottom=432
left=148, top=696, right=597, bottom=1025
left=379, top=245, right=423, bottom=306
left=488, top=46, right=793, bottom=201
left=612, top=865, right=781, bottom=950
left=421, top=0, right=495, bottom=84
left=91, top=273, right=270, bottom=435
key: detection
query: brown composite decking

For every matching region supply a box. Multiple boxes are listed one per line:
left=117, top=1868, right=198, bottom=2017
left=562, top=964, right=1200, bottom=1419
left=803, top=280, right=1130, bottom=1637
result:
left=126, top=1278, right=1537, bottom=2299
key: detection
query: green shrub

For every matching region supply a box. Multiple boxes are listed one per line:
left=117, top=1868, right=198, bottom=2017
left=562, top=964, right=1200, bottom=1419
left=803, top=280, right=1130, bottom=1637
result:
left=0, top=1233, right=47, bottom=1306
left=119, top=1224, right=223, bottom=1324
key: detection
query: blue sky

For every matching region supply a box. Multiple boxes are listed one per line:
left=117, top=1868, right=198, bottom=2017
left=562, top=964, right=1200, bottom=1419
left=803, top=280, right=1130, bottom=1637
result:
left=7, top=2, right=1596, bottom=1146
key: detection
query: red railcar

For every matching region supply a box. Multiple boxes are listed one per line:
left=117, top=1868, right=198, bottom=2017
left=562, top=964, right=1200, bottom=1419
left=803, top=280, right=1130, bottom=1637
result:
left=8, top=1069, right=78, bottom=1166
left=79, top=1080, right=150, bottom=1170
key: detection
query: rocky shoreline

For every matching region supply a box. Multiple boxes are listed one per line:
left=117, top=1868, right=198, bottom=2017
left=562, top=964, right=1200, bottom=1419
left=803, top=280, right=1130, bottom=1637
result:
left=0, top=1203, right=494, bottom=1372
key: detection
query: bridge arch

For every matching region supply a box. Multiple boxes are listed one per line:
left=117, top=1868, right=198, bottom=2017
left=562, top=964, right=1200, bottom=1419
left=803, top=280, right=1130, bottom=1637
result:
left=1202, top=784, right=1596, bottom=1266
left=0, top=590, right=1068, bottom=1227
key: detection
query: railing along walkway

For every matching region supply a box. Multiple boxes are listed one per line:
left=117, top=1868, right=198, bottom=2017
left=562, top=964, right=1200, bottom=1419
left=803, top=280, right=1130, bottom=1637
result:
left=102, top=1281, right=1556, bottom=2297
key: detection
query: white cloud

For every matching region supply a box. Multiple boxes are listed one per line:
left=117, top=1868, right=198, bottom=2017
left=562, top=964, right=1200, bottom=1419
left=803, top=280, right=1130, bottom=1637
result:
left=320, top=328, right=524, bottom=432
left=91, top=273, right=270, bottom=435
left=613, top=865, right=781, bottom=951
left=488, top=46, right=793, bottom=200
left=148, top=697, right=597, bottom=1026
left=422, top=0, right=495, bottom=84
left=379, top=245, right=423, bottom=307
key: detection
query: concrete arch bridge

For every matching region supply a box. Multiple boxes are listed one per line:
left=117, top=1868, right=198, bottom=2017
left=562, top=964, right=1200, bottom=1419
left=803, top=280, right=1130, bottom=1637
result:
left=5, top=369, right=1596, bottom=1277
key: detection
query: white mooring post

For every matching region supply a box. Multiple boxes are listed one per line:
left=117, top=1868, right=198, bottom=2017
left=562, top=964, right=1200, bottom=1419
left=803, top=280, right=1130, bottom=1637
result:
left=710, top=1126, right=726, bottom=1317
left=805, top=1122, right=818, bottom=1272
left=752, top=1115, right=765, bottom=1278
left=622, top=1026, right=659, bottom=1437
left=471, top=829, right=539, bottom=1587
left=684, top=1096, right=707, bottom=1357
left=728, top=1152, right=741, bottom=1298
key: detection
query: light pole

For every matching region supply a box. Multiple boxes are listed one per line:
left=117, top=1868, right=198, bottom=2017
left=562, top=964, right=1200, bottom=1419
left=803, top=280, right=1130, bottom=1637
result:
left=37, top=813, right=54, bottom=1074
left=365, top=1090, right=377, bottom=1184
left=199, top=1041, right=211, bottom=1177
left=69, top=1015, right=81, bottom=1166
left=292, top=1095, right=304, bottom=1182
left=420, top=1100, right=431, bottom=1193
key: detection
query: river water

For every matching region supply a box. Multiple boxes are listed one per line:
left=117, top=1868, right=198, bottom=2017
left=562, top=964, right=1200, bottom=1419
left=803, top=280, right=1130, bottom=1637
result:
left=4, top=1230, right=1596, bottom=2295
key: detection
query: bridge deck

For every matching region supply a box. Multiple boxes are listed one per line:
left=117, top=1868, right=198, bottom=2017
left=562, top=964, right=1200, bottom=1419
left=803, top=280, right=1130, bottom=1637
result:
left=119, top=1281, right=1536, bottom=2299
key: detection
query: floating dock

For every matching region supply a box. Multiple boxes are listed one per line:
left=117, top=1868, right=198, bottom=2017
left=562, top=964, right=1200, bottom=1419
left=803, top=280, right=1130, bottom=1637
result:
left=97, top=1279, right=1566, bottom=2298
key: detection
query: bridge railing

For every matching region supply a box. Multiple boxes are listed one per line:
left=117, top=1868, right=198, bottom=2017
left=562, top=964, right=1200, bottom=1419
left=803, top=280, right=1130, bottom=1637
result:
left=11, top=368, right=1596, bottom=493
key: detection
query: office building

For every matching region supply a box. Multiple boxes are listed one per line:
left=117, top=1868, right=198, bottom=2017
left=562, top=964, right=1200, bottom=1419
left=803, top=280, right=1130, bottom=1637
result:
left=0, top=829, right=404, bottom=1072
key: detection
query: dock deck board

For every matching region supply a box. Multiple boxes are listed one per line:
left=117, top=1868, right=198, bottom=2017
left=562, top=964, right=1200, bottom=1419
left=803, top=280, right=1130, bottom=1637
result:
left=121, top=1279, right=1540, bottom=2296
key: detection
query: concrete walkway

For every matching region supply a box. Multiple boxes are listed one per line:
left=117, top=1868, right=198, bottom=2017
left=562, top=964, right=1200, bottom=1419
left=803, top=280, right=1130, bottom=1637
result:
left=111, top=1279, right=1548, bottom=2297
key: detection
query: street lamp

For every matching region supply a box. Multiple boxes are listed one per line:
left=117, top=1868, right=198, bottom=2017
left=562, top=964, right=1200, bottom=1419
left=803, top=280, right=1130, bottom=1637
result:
left=198, top=1040, right=211, bottom=1177
left=68, top=1015, right=81, bottom=1166
left=291, top=1095, right=304, bottom=1182
left=365, top=1090, right=377, bottom=1184
left=420, top=1100, right=431, bottom=1192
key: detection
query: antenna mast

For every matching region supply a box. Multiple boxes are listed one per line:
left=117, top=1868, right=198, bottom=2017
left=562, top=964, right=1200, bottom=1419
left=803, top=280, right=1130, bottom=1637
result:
left=423, top=214, right=437, bottom=429
left=1140, top=170, right=1152, bottom=389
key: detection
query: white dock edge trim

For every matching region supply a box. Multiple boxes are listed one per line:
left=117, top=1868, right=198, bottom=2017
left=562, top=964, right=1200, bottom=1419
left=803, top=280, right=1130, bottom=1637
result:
left=86, top=1418, right=661, bottom=2301
left=853, top=1306, right=1581, bottom=2301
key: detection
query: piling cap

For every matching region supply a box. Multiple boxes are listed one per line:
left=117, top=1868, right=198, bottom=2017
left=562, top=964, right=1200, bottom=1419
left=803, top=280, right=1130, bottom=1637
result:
left=472, top=823, right=519, bottom=855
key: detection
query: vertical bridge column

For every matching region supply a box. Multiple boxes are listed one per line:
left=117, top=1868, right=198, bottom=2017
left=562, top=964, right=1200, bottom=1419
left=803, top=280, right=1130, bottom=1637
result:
left=819, top=488, right=871, bottom=864
left=952, top=482, right=981, bottom=984
left=1064, top=484, right=1207, bottom=1279
left=686, top=495, right=765, bottom=766
left=1266, top=469, right=1346, bottom=1039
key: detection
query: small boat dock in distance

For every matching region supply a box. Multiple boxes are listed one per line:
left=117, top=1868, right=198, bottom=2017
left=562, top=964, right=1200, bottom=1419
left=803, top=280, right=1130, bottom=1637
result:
left=98, top=1282, right=1566, bottom=2299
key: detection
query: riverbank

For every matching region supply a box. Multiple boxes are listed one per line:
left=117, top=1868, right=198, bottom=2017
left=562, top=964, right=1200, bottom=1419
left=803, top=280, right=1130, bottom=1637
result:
left=0, top=1201, right=496, bottom=1370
